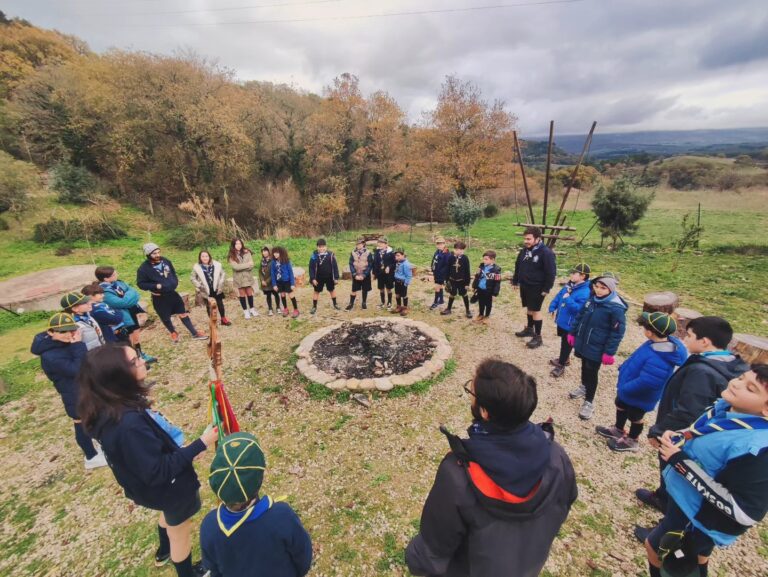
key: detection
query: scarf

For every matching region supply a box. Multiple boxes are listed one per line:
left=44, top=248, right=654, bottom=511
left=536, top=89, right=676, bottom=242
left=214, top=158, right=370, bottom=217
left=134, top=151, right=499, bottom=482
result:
left=671, top=400, right=768, bottom=446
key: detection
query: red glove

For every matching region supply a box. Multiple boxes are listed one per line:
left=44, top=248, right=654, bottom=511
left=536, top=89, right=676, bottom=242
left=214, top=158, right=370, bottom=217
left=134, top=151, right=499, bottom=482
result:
left=566, top=334, right=575, bottom=347
left=601, top=354, right=615, bottom=365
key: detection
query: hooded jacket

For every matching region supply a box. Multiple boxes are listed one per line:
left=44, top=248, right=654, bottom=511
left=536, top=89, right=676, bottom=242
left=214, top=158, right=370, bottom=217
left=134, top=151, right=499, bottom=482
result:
left=571, top=287, right=628, bottom=362
left=90, top=408, right=205, bottom=511
left=200, top=496, right=313, bottom=577
left=616, top=337, right=688, bottom=412
left=100, top=280, right=141, bottom=328
left=136, top=257, right=179, bottom=295
left=229, top=251, right=256, bottom=290
left=373, top=247, right=396, bottom=278
left=649, top=352, right=750, bottom=438
left=30, top=332, right=87, bottom=400
left=258, top=257, right=273, bottom=290
left=406, top=422, right=577, bottom=577
left=548, top=280, right=591, bottom=332
left=308, top=250, right=340, bottom=282
left=471, top=263, right=502, bottom=297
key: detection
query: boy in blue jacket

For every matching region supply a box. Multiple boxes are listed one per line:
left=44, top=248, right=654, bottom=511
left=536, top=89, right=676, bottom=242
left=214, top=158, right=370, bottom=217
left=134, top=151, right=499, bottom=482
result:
left=429, top=237, right=451, bottom=310
left=392, top=248, right=413, bottom=316
left=595, top=312, right=688, bottom=452
left=201, top=432, right=313, bottom=577
left=645, top=365, right=768, bottom=577
left=567, top=273, right=628, bottom=420
left=548, top=263, right=591, bottom=378
left=81, top=283, right=126, bottom=343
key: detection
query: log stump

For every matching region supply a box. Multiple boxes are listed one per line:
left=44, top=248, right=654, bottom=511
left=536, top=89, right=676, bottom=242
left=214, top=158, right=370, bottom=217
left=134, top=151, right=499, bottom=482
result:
left=673, top=307, right=702, bottom=338
left=180, top=292, right=191, bottom=310
left=728, top=334, right=768, bottom=365
left=643, top=292, right=680, bottom=315
left=341, top=271, right=353, bottom=281
left=293, top=267, right=306, bottom=288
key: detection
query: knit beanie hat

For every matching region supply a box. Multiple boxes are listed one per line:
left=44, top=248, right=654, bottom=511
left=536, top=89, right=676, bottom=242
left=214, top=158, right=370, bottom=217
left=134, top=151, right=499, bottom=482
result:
left=60, top=291, right=90, bottom=310
left=47, top=312, right=78, bottom=332
left=593, top=272, right=618, bottom=293
left=642, top=312, right=678, bottom=337
left=143, top=242, right=160, bottom=257
left=209, top=432, right=266, bottom=505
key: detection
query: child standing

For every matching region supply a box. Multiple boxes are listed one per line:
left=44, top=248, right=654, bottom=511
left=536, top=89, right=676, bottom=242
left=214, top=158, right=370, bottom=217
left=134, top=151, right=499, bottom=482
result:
left=308, top=238, right=340, bottom=314
left=595, top=312, right=688, bottom=452
left=30, top=313, right=107, bottom=470
left=567, top=273, right=627, bottom=420
left=373, top=236, right=396, bottom=310
left=61, top=291, right=105, bottom=351
left=470, top=251, right=502, bottom=324
left=192, top=250, right=231, bottom=326
left=441, top=241, right=472, bottom=318
left=430, top=237, right=451, bottom=310
left=392, top=248, right=413, bottom=316
left=228, top=239, right=258, bottom=319
left=548, top=263, right=592, bottom=378
left=346, top=237, right=373, bottom=311
left=96, top=266, right=156, bottom=363
left=200, top=432, right=313, bottom=577
left=258, top=247, right=277, bottom=316
left=271, top=246, right=299, bottom=318
left=644, top=366, right=768, bottom=577
left=81, top=283, right=128, bottom=342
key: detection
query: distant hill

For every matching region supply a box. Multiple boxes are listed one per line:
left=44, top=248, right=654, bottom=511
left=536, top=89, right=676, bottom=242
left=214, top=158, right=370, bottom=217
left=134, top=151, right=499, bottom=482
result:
left=529, top=127, right=768, bottom=160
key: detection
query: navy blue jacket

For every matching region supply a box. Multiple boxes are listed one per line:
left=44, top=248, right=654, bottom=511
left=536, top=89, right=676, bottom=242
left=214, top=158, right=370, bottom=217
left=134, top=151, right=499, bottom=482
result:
left=91, top=302, right=125, bottom=342
left=373, top=247, right=396, bottom=278
left=471, top=263, right=502, bottom=297
left=616, top=337, right=688, bottom=412
left=30, top=332, right=87, bottom=399
left=512, top=241, right=557, bottom=292
left=201, top=497, right=313, bottom=577
left=431, top=249, right=451, bottom=283
left=571, top=289, right=628, bottom=362
left=90, top=409, right=205, bottom=511
left=136, top=258, right=179, bottom=294
left=308, top=250, right=339, bottom=282
left=548, top=281, right=591, bottom=332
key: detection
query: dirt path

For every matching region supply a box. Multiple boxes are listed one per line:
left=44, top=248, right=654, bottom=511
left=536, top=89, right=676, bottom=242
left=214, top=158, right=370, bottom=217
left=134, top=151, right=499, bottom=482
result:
left=0, top=280, right=765, bottom=577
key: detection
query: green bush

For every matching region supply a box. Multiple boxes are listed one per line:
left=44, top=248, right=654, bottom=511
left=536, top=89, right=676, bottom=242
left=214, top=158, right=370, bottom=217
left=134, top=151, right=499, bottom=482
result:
left=591, top=178, right=653, bottom=250
left=0, top=151, right=38, bottom=215
left=166, top=222, right=230, bottom=250
left=32, top=216, right=127, bottom=243
left=447, top=194, right=485, bottom=235
left=483, top=203, right=499, bottom=218
left=49, top=162, right=97, bottom=204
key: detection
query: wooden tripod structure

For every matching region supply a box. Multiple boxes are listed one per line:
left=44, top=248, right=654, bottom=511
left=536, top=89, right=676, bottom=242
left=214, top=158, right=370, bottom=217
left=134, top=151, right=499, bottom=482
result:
left=207, top=298, right=240, bottom=443
left=512, top=121, right=597, bottom=249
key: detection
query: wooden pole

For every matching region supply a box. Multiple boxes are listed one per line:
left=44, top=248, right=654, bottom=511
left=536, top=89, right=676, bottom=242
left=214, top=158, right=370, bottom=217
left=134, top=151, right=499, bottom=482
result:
left=512, top=131, right=535, bottom=224
left=515, top=222, right=576, bottom=231
left=542, top=120, right=554, bottom=227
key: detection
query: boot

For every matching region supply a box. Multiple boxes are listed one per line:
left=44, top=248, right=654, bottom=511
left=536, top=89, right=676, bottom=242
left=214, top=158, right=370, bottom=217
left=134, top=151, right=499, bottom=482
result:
left=526, top=335, right=543, bottom=349
left=515, top=326, right=534, bottom=337
left=550, top=364, right=565, bottom=378
left=399, top=306, right=409, bottom=316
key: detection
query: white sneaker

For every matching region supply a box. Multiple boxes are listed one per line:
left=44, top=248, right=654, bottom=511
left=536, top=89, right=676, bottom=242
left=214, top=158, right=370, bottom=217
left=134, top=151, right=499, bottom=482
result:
left=85, top=451, right=108, bottom=470
left=243, top=309, right=251, bottom=320
left=268, top=309, right=274, bottom=317
left=568, top=384, right=586, bottom=399
left=579, top=400, right=595, bottom=420
left=250, top=308, right=260, bottom=317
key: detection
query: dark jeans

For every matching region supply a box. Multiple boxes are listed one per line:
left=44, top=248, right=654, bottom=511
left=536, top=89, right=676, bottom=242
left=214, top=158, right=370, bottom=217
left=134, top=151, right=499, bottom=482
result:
left=581, top=356, right=601, bottom=402
left=204, top=293, right=226, bottom=318
left=477, top=289, right=493, bottom=317
left=557, top=327, right=573, bottom=365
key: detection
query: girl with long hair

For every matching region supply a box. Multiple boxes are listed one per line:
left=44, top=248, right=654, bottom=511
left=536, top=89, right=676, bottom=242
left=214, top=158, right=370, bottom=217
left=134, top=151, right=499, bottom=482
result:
left=257, top=246, right=277, bottom=316
left=270, top=246, right=299, bottom=318
left=78, top=345, right=218, bottom=577
left=191, top=250, right=231, bottom=326
left=228, top=238, right=258, bottom=319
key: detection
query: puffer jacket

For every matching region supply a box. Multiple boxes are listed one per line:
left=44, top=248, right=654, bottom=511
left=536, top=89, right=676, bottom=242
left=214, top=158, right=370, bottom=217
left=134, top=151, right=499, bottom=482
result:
left=229, top=251, right=255, bottom=290
left=616, top=337, right=688, bottom=412
left=548, top=280, right=591, bottom=332
left=100, top=280, right=141, bottom=328
left=73, top=313, right=105, bottom=351
left=571, top=288, right=627, bottom=362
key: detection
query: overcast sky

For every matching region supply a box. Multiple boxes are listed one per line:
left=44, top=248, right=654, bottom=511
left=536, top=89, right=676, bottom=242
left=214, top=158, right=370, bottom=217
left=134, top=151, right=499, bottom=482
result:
left=4, top=0, right=768, bottom=135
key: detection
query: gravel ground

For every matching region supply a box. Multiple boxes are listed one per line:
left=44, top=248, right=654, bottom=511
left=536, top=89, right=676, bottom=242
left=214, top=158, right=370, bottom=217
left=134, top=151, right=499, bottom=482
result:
left=0, top=281, right=766, bottom=577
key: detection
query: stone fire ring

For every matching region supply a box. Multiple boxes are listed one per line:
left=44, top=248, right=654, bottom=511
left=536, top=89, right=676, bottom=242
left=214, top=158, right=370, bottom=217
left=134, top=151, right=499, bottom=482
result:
left=295, top=317, right=452, bottom=393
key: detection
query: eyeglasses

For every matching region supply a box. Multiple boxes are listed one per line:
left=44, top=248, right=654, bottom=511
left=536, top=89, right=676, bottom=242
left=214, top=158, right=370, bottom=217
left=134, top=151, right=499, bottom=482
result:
left=462, top=379, right=475, bottom=397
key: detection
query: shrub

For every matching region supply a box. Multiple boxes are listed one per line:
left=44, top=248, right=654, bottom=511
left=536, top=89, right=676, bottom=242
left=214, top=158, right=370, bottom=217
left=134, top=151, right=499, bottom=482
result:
left=591, top=178, right=653, bottom=250
left=33, top=216, right=127, bottom=243
left=447, top=194, right=485, bottom=239
left=0, top=151, right=39, bottom=216
left=50, top=162, right=97, bottom=204
left=483, top=203, right=499, bottom=218
left=166, top=222, right=230, bottom=250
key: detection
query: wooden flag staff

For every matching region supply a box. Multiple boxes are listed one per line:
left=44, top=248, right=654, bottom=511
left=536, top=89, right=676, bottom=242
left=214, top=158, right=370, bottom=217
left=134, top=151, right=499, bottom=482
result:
left=207, top=298, right=240, bottom=443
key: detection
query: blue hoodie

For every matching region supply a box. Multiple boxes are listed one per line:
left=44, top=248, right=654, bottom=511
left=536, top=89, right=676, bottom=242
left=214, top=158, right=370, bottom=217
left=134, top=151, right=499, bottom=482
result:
left=200, top=496, right=313, bottom=577
left=616, top=336, right=688, bottom=412
left=571, top=287, right=628, bottom=362
left=548, top=280, right=591, bottom=332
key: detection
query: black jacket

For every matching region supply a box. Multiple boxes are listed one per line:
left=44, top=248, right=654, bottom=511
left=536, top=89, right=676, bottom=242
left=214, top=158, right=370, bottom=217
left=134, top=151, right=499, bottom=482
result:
left=447, top=254, right=471, bottom=287
left=512, top=242, right=557, bottom=292
left=373, top=248, right=396, bottom=278
left=406, top=423, right=577, bottom=577
left=90, top=409, right=205, bottom=511
left=136, top=258, right=180, bottom=294
left=649, top=353, right=749, bottom=438
left=308, top=250, right=340, bottom=282
left=471, top=264, right=502, bottom=297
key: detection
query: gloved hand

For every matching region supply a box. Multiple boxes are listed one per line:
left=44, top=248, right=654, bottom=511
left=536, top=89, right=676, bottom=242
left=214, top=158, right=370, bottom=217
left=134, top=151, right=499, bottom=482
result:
left=566, top=334, right=575, bottom=347
left=601, top=354, right=615, bottom=365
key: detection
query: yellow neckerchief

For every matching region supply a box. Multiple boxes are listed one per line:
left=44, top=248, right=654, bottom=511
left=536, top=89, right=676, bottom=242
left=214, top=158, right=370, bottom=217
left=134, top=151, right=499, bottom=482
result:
left=216, top=495, right=288, bottom=537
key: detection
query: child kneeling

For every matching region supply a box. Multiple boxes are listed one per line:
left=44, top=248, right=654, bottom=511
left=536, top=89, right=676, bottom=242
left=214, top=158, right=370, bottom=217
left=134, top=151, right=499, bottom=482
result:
left=201, top=432, right=313, bottom=577
left=595, top=312, right=687, bottom=451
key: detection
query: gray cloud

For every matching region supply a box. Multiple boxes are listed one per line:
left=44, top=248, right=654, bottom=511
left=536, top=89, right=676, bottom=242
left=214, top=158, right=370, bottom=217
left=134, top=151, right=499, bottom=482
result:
left=3, top=0, right=767, bottom=134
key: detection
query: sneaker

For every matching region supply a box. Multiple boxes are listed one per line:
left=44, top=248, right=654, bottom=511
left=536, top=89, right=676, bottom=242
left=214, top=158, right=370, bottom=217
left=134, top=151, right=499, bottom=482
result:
left=377, top=303, right=385, bottom=310
left=635, top=488, right=667, bottom=513
left=568, top=384, right=586, bottom=399
left=220, top=317, right=232, bottom=326
left=344, top=303, right=354, bottom=311
left=282, top=308, right=289, bottom=317
left=291, top=309, right=300, bottom=318
left=595, top=425, right=625, bottom=439
left=361, top=302, right=367, bottom=310
left=170, top=332, right=180, bottom=344
left=465, top=311, right=473, bottom=319
left=578, top=400, right=595, bottom=420
left=440, top=308, right=452, bottom=316
left=243, top=309, right=251, bottom=320
left=192, top=332, right=208, bottom=341
left=155, top=547, right=170, bottom=567
left=526, top=335, right=543, bottom=349
left=608, top=436, right=640, bottom=452
left=140, top=352, right=158, bottom=365
left=430, top=302, right=440, bottom=310
left=250, top=308, right=259, bottom=317
left=515, top=327, right=534, bottom=338
left=549, top=357, right=570, bottom=367
left=386, top=302, right=392, bottom=310
left=84, top=451, right=108, bottom=470
left=310, top=307, right=317, bottom=315
left=267, top=309, right=274, bottom=316
left=633, top=525, right=652, bottom=544
left=550, top=365, right=565, bottom=378
left=474, top=315, right=485, bottom=323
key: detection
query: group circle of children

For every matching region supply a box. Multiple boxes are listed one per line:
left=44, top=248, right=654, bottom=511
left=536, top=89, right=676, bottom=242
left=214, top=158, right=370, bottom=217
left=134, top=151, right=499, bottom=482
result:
left=27, top=225, right=768, bottom=577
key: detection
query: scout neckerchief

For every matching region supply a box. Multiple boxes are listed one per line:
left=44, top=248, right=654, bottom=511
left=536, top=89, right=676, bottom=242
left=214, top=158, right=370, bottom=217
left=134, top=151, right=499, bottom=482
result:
left=111, top=281, right=126, bottom=297
left=152, top=260, right=170, bottom=278
left=274, top=261, right=283, bottom=281
left=670, top=402, right=768, bottom=446
left=317, top=251, right=329, bottom=268
left=74, top=312, right=104, bottom=339
left=523, top=240, right=543, bottom=261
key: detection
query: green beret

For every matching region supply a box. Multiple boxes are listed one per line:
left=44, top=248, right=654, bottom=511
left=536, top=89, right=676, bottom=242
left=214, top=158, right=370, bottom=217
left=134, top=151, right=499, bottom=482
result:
left=209, top=433, right=266, bottom=505
left=642, top=311, right=678, bottom=337
left=48, top=312, right=78, bottom=332
left=60, top=291, right=90, bottom=310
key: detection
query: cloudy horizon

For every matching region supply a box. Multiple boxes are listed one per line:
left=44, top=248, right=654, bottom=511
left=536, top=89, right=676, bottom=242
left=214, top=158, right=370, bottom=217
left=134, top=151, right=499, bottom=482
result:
left=3, top=0, right=768, bottom=135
